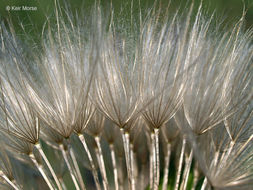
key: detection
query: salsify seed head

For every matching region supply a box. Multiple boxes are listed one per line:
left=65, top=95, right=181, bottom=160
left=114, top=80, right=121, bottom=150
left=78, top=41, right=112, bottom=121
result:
left=0, top=1, right=252, bottom=190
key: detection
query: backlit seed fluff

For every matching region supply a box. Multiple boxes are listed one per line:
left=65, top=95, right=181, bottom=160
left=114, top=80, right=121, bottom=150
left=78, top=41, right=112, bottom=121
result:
left=0, top=1, right=252, bottom=190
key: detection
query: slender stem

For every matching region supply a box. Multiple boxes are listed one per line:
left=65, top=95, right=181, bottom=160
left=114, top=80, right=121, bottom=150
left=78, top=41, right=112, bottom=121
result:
left=154, top=128, right=160, bottom=190
left=180, top=150, right=193, bottom=190
left=0, top=170, right=20, bottom=190
left=109, top=143, right=119, bottom=190
left=59, top=144, right=80, bottom=190
left=78, top=134, right=101, bottom=190
left=35, top=143, right=62, bottom=190
left=120, top=128, right=135, bottom=190
left=69, top=146, right=86, bottom=190
left=162, top=143, right=171, bottom=190
left=95, top=136, right=109, bottom=190
left=150, top=133, right=154, bottom=190
left=174, top=137, right=186, bottom=190
left=94, top=148, right=105, bottom=188
left=29, top=152, right=55, bottom=190
left=200, top=177, right=207, bottom=190
left=130, top=143, right=137, bottom=185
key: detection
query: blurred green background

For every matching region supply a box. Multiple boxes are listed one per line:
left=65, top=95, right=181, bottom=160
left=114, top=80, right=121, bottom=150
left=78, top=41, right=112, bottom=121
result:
left=0, top=0, right=252, bottom=189
left=0, top=0, right=252, bottom=42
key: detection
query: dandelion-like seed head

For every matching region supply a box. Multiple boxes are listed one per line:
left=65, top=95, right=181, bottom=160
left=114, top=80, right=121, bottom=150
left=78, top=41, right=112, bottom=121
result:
left=0, top=1, right=252, bottom=190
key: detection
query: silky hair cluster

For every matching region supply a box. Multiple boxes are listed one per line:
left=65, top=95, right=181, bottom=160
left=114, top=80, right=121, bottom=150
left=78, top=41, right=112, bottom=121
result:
left=0, top=1, right=252, bottom=190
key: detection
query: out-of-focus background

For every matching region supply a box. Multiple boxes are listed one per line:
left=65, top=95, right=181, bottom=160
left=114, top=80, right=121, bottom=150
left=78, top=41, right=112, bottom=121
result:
left=0, top=0, right=252, bottom=42
left=0, top=0, right=252, bottom=189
